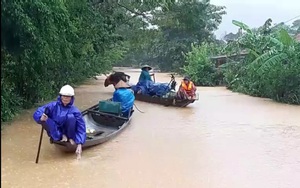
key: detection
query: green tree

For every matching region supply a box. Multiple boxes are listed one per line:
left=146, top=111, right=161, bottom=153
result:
left=150, top=0, right=226, bottom=71
left=291, top=19, right=300, bottom=33
left=1, top=0, right=175, bottom=124
left=223, top=20, right=300, bottom=104
left=115, top=0, right=226, bottom=71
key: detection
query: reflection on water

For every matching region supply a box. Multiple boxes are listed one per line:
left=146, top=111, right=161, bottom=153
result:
left=2, top=69, right=300, bottom=188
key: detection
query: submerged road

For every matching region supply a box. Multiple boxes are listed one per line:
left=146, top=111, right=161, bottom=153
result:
left=2, top=69, right=300, bottom=188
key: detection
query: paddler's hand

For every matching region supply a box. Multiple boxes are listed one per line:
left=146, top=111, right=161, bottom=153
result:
left=76, top=144, right=82, bottom=160
left=40, top=113, right=48, bottom=122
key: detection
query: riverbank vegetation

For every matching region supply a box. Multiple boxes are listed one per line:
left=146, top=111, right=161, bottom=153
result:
left=117, top=1, right=300, bottom=105
left=1, top=0, right=176, bottom=124
left=2, top=0, right=299, bottom=125
left=2, top=0, right=226, bottom=124
left=183, top=20, right=300, bottom=104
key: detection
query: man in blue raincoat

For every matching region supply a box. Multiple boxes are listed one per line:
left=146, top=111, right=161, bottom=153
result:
left=33, top=85, right=86, bottom=158
left=108, top=73, right=135, bottom=117
left=138, top=64, right=154, bottom=82
left=131, top=65, right=171, bottom=97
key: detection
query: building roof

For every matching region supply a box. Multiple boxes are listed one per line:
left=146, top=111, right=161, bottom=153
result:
left=295, top=34, right=300, bottom=42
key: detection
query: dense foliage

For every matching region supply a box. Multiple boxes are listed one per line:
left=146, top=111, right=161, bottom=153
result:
left=3, top=0, right=298, bottom=126
left=1, top=0, right=174, bottom=123
left=116, top=0, right=226, bottom=72
left=224, top=20, right=300, bottom=104
left=183, top=43, right=223, bottom=86
left=183, top=19, right=300, bottom=104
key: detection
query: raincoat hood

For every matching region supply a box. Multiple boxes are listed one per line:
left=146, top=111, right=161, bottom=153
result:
left=183, top=76, right=190, bottom=81
left=57, top=95, right=74, bottom=107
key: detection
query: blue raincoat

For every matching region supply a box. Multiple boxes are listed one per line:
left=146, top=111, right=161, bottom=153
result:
left=112, top=88, right=135, bottom=117
left=138, top=70, right=152, bottom=82
left=33, top=96, right=86, bottom=144
left=131, top=80, right=171, bottom=97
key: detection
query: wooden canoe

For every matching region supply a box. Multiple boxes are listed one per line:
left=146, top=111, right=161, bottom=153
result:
left=51, top=104, right=134, bottom=152
left=134, top=94, right=195, bottom=107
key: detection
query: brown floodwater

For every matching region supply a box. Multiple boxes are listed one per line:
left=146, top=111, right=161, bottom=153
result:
left=2, top=69, right=300, bottom=188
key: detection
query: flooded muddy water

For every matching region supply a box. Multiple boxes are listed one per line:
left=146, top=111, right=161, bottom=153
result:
left=2, top=69, right=300, bottom=188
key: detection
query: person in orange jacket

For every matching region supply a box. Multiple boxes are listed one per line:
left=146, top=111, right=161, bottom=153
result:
left=177, top=76, right=197, bottom=100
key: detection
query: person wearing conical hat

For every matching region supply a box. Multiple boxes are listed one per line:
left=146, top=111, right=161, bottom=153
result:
left=138, top=65, right=154, bottom=82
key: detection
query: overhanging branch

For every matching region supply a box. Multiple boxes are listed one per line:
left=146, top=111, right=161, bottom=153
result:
left=116, top=2, right=150, bottom=21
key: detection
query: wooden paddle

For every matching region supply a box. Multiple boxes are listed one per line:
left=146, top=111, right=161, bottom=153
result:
left=35, top=127, right=44, bottom=164
left=152, top=73, right=156, bottom=83
left=35, top=107, right=49, bottom=164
